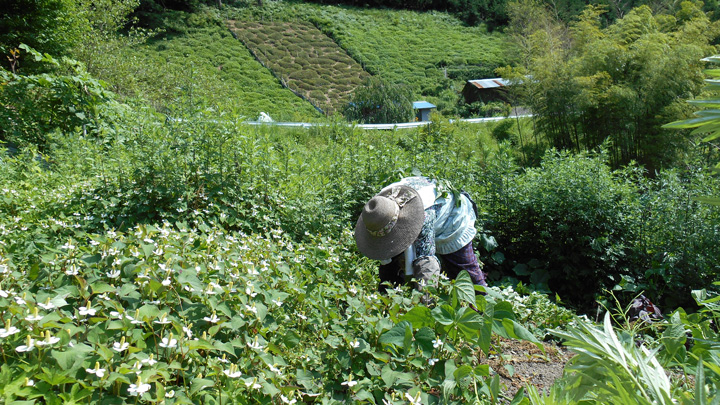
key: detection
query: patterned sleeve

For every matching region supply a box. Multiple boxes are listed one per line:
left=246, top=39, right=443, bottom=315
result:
left=412, top=207, right=437, bottom=258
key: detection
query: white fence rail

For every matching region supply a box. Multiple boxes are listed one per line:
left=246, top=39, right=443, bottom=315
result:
left=244, top=114, right=531, bottom=130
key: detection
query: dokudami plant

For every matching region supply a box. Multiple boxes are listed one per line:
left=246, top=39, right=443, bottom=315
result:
left=0, top=205, right=543, bottom=404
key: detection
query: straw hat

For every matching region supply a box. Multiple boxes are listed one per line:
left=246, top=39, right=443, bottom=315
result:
left=354, top=185, right=425, bottom=260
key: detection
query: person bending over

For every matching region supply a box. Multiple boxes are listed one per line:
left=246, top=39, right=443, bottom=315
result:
left=354, top=176, right=487, bottom=293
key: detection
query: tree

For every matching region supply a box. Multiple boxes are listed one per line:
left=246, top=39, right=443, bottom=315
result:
left=343, top=77, right=414, bottom=124
left=0, top=0, right=88, bottom=72
left=501, top=0, right=719, bottom=170
left=664, top=55, right=720, bottom=206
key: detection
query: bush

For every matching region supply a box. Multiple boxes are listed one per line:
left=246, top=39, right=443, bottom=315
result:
left=343, top=77, right=414, bottom=124
left=0, top=46, right=121, bottom=151
left=481, top=149, right=720, bottom=311
left=481, top=150, right=642, bottom=310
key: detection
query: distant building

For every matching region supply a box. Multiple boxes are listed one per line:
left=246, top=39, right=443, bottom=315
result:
left=462, top=78, right=510, bottom=104
left=413, top=101, right=436, bottom=122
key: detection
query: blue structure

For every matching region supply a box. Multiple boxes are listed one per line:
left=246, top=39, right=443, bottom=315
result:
left=413, top=101, right=436, bottom=122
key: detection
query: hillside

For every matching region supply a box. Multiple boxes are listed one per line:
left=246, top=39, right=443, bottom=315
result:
left=307, top=5, right=511, bottom=101
left=230, top=20, right=370, bottom=114
left=225, top=2, right=513, bottom=114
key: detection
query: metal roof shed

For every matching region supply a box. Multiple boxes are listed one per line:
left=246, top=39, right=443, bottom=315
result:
left=462, top=78, right=510, bottom=104
left=413, top=101, right=436, bottom=122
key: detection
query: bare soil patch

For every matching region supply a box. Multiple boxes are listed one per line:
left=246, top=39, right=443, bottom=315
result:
left=482, top=337, right=572, bottom=399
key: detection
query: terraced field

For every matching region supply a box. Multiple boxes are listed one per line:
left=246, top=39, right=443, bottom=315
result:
left=308, top=7, right=512, bottom=98
left=229, top=20, right=370, bottom=114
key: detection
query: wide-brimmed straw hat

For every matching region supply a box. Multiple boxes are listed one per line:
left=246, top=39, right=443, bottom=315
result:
left=354, top=185, right=425, bottom=260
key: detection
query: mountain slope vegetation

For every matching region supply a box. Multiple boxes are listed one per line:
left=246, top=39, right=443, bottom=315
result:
left=230, top=19, right=370, bottom=114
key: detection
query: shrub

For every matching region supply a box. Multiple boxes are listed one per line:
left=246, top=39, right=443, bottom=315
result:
left=0, top=46, right=121, bottom=151
left=343, top=77, right=414, bottom=124
left=481, top=150, right=641, bottom=310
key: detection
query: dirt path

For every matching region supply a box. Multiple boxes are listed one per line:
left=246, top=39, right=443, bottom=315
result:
left=482, top=338, right=572, bottom=399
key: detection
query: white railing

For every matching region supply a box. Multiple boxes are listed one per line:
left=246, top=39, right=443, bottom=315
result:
left=244, top=114, right=532, bottom=130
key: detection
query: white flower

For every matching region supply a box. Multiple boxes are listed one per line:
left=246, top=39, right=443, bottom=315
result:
left=245, top=304, right=257, bottom=314
left=203, top=313, right=220, bottom=323
left=78, top=306, right=96, bottom=316
left=36, top=331, right=60, bottom=346
left=432, top=339, right=443, bottom=349
left=154, top=313, right=171, bottom=325
left=247, top=338, right=264, bottom=350
left=25, top=378, right=34, bottom=386
left=280, top=394, right=296, bottom=404
left=112, top=338, right=129, bottom=352
left=86, top=362, right=107, bottom=378
left=37, top=300, right=56, bottom=310
left=405, top=392, right=422, bottom=405
left=0, top=325, right=20, bottom=338
left=25, top=309, right=43, bottom=322
left=298, top=313, right=307, bottom=320
left=0, top=289, right=9, bottom=298
left=268, top=364, right=283, bottom=376
left=16, top=336, right=36, bottom=352
left=128, top=378, right=151, bottom=396
left=61, top=241, right=76, bottom=250
left=183, top=325, right=193, bottom=339
left=65, top=264, right=80, bottom=276
left=341, top=378, right=358, bottom=387
left=428, top=358, right=439, bottom=366
left=245, top=378, right=262, bottom=389
left=14, top=295, right=26, bottom=305
left=160, top=335, right=178, bottom=349
left=141, top=354, right=157, bottom=366
left=165, top=390, right=175, bottom=398
left=162, top=278, right=172, bottom=287
left=106, top=269, right=120, bottom=278
left=350, top=340, right=360, bottom=349
left=223, top=364, right=242, bottom=378
left=272, top=299, right=283, bottom=307
left=153, top=248, right=164, bottom=256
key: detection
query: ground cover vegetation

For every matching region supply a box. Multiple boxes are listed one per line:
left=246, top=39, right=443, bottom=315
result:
left=2, top=0, right=720, bottom=403
left=229, top=19, right=370, bottom=114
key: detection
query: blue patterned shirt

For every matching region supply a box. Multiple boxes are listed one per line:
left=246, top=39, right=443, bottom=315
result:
left=379, top=176, right=477, bottom=262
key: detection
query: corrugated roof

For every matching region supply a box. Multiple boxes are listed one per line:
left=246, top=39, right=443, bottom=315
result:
left=468, top=78, right=509, bottom=89
left=413, top=101, right=436, bottom=109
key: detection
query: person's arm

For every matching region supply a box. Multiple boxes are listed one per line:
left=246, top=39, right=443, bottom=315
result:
left=411, top=208, right=440, bottom=290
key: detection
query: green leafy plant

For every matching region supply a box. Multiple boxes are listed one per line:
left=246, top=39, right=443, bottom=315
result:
left=0, top=45, right=121, bottom=150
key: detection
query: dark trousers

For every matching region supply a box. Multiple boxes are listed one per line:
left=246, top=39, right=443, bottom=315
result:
left=378, top=242, right=487, bottom=293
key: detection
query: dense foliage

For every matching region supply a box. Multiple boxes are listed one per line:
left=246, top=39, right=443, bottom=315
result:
left=501, top=0, right=720, bottom=170
left=0, top=46, right=122, bottom=151
left=2, top=0, right=720, bottom=402
left=230, top=19, right=369, bottom=114
left=343, top=77, right=414, bottom=124
left=481, top=149, right=720, bottom=311
left=0, top=0, right=86, bottom=71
